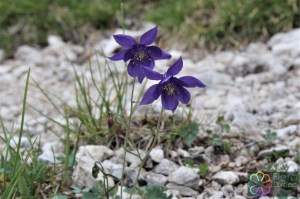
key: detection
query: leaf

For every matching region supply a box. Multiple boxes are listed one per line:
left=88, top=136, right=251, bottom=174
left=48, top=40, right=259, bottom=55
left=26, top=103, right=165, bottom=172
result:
left=139, top=185, right=173, bottom=199
left=178, top=121, right=199, bottom=145
left=221, top=123, right=230, bottom=133
left=198, top=163, right=209, bottom=177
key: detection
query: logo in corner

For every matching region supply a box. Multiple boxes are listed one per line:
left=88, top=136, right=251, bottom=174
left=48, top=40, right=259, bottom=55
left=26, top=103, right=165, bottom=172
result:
left=248, top=171, right=273, bottom=197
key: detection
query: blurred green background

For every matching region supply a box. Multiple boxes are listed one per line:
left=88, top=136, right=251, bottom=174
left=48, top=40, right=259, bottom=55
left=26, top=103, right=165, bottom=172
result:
left=0, top=0, right=299, bottom=57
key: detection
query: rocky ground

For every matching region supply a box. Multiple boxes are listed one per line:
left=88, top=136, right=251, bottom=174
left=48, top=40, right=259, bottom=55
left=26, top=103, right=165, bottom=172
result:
left=0, top=25, right=299, bottom=198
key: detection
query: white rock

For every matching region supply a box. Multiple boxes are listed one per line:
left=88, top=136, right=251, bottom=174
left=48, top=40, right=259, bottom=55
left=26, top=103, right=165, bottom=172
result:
left=208, top=191, right=224, bottom=199
left=154, top=159, right=179, bottom=175
left=258, top=145, right=289, bottom=158
left=178, top=148, right=190, bottom=158
left=9, top=136, right=31, bottom=148
left=102, top=160, right=123, bottom=179
left=212, top=171, right=239, bottom=185
left=145, top=172, right=167, bottom=186
left=14, top=45, right=43, bottom=65
left=286, top=160, right=299, bottom=172
left=276, top=125, right=298, bottom=139
left=168, top=166, right=200, bottom=188
left=221, top=184, right=234, bottom=198
left=0, top=49, right=4, bottom=62
left=47, top=35, right=65, bottom=47
left=149, top=147, right=164, bottom=163
left=166, top=183, right=198, bottom=197
left=77, top=145, right=114, bottom=162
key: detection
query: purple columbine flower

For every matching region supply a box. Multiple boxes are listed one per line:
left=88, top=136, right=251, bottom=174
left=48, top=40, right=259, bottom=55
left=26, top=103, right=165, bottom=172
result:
left=109, top=26, right=171, bottom=83
left=140, top=57, right=206, bottom=112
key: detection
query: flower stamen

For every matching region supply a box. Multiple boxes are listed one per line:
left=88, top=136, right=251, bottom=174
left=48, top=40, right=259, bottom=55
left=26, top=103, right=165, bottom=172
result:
left=163, top=83, right=176, bottom=95
left=134, top=51, right=150, bottom=61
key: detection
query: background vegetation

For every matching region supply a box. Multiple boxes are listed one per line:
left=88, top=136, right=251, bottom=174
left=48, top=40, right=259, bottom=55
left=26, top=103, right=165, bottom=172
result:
left=0, top=0, right=298, bottom=56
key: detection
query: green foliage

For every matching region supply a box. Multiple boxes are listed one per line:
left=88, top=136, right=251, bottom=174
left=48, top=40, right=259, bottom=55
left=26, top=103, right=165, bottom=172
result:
left=295, top=152, right=300, bottom=164
left=198, top=163, right=209, bottom=178
left=216, top=116, right=230, bottom=133
left=1, top=0, right=298, bottom=56
left=264, top=129, right=277, bottom=142
left=71, top=181, right=120, bottom=199
left=206, top=116, right=232, bottom=154
left=0, top=0, right=122, bottom=55
left=137, top=185, right=173, bottom=199
left=145, top=0, right=299, bottom=49
left=184, top=160, right=208, bottom=178
left=178, top=121, right=199, bottom=145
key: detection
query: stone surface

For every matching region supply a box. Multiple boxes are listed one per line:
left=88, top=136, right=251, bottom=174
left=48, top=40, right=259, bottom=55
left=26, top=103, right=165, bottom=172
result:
left=153, top=159, right=179, bottom=175
left=166, top=183, right=198, bottom=197
left=212, top=171, right=240, bottom=185
left=168, top=166, right=200, bottom=188
left=149, top=147, right=164, bottom=163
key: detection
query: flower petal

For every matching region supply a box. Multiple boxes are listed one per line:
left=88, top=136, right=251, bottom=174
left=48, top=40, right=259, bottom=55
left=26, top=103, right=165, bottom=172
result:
left=167, top=57, right=183, bottom=76
left=124, top=49, right=134, bottom=62
left=108, top=49, right=128, bottom=61
left=147, top=46, right=162, bottom=58
left=179, top=76, right=206, bottom=88
left=143, top=67, right=163, bottom=80
left=160, top=74, right=172, bottom=84
left=161, top=92, right=179, bottom=112
left=127, top=61, right=139, bottom=77
left=176, top=85, right=191, bottom=104
left=140, top=84, right=160, bottom=105
left=140, top=26, right=158, bottom=45
left=137, top=70, right=145, bottom=83
left=141, top=58, right=155, bottom=69
left=113, top=34, right=136, bottom=48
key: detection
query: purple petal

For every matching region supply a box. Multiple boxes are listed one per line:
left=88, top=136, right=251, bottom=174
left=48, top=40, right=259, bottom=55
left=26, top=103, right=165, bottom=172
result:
left=160, top=74, right=172, bottom=84
left=140, top=84, right=160, bottom=105
left=143, top=67, right=163, bottom=80
left=147, top=46, right=171, bottom=60
left=179, top=76, right=206, bottom=88
left=159, top=49, right=172, bottom=59
left=141, top=58, right=155, bottom=69
left=124, top=49, right=134, bottom=62
left=176, top=86, right=191, bottom=104
left=161, top=92, right=179, bottom=112
left=137, top=70, right=145, bottom=83
left=167, top=57, right=183, bottom=76
left=113, top=34, right=136, bottom=48
left=140, top=26, right=158, bottom=45
left=127, top=62, right=139, bottom=77
left=108, top=49, right=128, bottom=61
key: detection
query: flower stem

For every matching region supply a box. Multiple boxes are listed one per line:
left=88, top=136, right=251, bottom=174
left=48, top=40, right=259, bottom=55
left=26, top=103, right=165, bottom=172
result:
left=120, top=77, right=136, bottom=198
left=129, top=108, right=164, bottom=199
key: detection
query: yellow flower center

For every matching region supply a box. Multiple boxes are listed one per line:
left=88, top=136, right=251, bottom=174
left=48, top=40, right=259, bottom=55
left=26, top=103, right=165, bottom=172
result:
left=163, top=83, right=176, bottom=95
left=134, top=51, right=149, bottom=61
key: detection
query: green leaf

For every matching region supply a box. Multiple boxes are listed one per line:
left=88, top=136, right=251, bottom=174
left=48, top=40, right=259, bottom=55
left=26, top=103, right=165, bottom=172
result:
left=139, top=185, right=173, bottom=199
left=264, top=129, right=277, bottom=142
left=178, top=121, right=199, bottom=145
left=198, top=163, right=209, bottom=177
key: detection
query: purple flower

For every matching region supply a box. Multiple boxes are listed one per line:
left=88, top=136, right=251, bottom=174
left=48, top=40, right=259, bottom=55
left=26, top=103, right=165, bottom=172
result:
left=109, top=26, right=171, bottom=83
left=140, top=57, right=206, bottom=112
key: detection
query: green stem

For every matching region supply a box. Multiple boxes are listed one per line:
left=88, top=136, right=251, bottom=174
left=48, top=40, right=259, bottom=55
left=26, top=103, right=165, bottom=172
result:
left=120, top=77, right=136, bottom=198
left=129, top=108, right=164, bottom=199
left=13, top=68, right=30, bottom=175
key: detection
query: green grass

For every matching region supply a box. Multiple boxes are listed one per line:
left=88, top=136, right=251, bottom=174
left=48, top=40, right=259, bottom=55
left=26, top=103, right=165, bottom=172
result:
left=0, top=0, right=298, bottom=57
left=144, top=0, right=299, bottom=49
